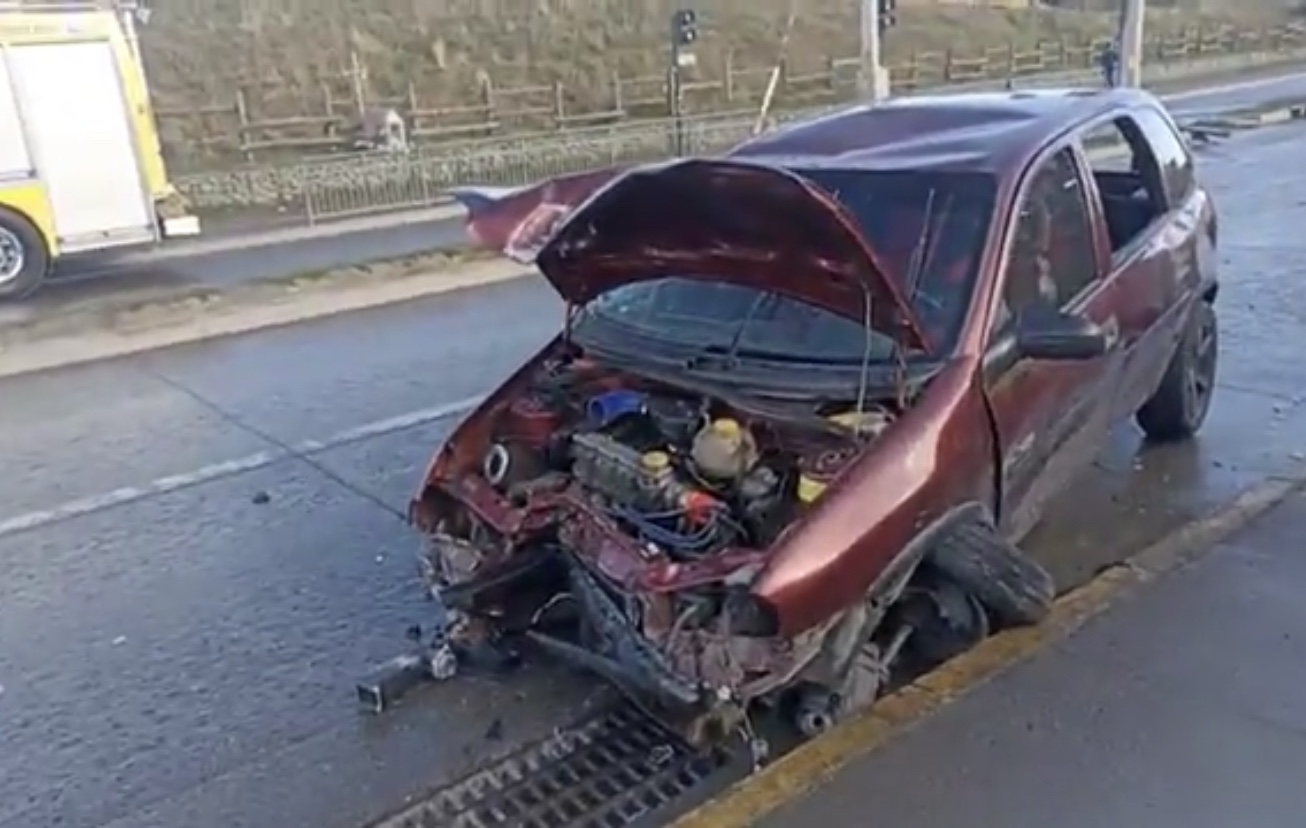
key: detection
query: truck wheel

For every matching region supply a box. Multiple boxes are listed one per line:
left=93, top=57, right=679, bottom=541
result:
left=1136, top=301, right=1218, bottom=442
left=926, top=522, right=1054, bottom=627
left=0, top=207, right=51, bottom=300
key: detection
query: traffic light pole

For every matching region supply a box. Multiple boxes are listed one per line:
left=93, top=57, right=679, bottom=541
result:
left=669, top=40, right=684, bottom=155
left=668, top=8, right=697, bottom=155
left=859, top=0, right=891, bottom=102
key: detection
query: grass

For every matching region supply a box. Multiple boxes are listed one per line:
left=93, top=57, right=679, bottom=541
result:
left=138, top=0, right=1296, bottom=167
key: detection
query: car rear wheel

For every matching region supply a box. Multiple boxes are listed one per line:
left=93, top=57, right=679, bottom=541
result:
left=1136, top=301, right=1218, bottom=442
left=0, top=207, right=51, bottom=300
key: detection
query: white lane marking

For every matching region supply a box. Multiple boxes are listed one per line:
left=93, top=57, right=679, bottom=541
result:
left=0, top=394, right=485, bottom=539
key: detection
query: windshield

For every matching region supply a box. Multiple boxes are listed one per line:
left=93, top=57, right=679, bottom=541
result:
left=579, top=277, right=891, bottom=363
left=574, top=169, right=996, bottom=364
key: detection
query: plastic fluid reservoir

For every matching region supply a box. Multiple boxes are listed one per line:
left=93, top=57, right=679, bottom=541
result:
left=692, top=418, right=757, bottom=480
left=641, top=450, right=717, bottom=522
left=586, top=390, right=646, bottom=428
left=827, top=408, right=892, bottom=438
left=797, top=445, right=856, bottom=505
left=641, top=449, right=672, bottom=476
left=637, top=450, right=675, bottom=504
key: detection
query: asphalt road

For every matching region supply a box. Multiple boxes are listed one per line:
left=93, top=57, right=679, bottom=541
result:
left=4, top=115, right=1306, bottom=828
left=30, top=67, right=1306, bottom=309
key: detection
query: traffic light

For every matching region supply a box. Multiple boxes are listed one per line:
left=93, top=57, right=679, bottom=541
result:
left=672, top=8, right=698, bottom=47
left=879, top=0, right=895, bottom=32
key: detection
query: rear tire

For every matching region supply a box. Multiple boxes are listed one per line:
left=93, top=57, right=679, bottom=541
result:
left=0, top=207, right=51, bottom=300
left=1136, top=301, right=1218, bottom=442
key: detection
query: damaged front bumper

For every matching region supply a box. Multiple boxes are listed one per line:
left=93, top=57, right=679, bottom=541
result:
left=368, top=485, right=826, bottom=742
left=531, top=556, right=702, bottom=707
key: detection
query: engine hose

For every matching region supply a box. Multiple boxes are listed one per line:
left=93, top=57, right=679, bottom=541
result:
left=609, top=505, right=721, bottom=552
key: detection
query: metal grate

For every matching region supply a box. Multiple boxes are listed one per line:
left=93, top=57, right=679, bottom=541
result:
left=367, top=704, right=734, bottom=828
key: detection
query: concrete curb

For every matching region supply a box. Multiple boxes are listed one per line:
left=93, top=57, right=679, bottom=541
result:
left=0, top=259, right=531, bottom=379
left=1199, top=104, right=1306, bottom=128
left=669, top=467, right=1306, bottom=828
left=109, top=203, right=469, bottom=269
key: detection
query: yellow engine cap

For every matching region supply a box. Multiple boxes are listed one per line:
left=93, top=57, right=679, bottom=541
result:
left=641, top=450, right=671, bottom=470
left=709, top=418, right=741, bottom=438
left=826, top=411, right=862, bottom=428
left=797, top=474, right=828, bottom=503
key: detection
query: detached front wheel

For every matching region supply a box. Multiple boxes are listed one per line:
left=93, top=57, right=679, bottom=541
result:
left=926, top=522, right=1054, bottom=627
left=0, top=207, right=51, bottom=300
left=1137, top=301, right=1218, bottom=442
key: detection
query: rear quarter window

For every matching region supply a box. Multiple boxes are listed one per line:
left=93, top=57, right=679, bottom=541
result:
left=1131, top=107, right=1196, bottom=204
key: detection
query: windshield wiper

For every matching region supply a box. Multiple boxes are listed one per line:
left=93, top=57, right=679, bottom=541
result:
left=689, top=346, right=859, bottom=367
left=903, top=188, right=938, bottom=306
left=685, top=291, right=779, bottom=370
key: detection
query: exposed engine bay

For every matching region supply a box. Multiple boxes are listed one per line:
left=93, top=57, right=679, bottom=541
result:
left=405, top=347, right=908, bottom=741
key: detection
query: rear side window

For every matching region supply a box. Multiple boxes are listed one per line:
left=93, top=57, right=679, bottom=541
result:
left=1080, top=115, right=1169, bottom=257
left=1081, top=121, right=1134, bottom=173
left=1131, top=107, right=1196, bottom=203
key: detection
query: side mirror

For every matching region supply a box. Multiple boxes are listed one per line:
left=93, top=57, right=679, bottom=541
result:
left=1015, top=307, right=1110, bottom=361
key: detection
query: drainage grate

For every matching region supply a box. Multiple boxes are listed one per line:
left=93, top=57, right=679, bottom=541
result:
left=366, top=704, right=735, bottom=828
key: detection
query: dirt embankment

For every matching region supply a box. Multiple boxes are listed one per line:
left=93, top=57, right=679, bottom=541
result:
left=139, top=0, right=1290, bottom=167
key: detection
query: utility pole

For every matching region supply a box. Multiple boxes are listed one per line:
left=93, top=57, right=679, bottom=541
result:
left=1118, top=0, right=1145, bottom=87
left=858, top=0, right=893, bottom=102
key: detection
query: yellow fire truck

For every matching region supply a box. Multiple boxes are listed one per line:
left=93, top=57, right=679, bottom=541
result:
left=0, top=0, right=198, bottom=299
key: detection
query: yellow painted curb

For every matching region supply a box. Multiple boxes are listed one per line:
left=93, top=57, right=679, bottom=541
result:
left=672, top=469, right=1306, bottom=828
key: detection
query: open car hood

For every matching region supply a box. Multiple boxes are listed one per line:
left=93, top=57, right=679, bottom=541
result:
left=451, top=159, right=928, bottom=351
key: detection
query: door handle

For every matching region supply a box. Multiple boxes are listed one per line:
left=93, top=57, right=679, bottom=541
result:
left=1100, top=317, right=1121, bottom=351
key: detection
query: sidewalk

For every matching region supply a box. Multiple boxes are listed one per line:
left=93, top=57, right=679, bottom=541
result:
left=761, top=490, right=1306, bottom=828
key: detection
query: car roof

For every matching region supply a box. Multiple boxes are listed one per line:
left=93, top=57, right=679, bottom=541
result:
left=729, top=86, right=1158, bottom=176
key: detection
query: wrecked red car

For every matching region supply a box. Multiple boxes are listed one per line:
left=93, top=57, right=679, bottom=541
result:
left=397, top=88, right=1219, bottom=741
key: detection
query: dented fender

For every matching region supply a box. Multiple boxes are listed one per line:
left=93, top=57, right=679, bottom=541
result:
left=751, top=360, right=996, bottom=636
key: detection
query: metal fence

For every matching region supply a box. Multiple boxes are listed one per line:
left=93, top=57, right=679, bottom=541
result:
left=171, top=26, right=1306, bottom=224
left=161, top=18, right=1303, bottom=167
left=164, top=34, right=1100, bottom=163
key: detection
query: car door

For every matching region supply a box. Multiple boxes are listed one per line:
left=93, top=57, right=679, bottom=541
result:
left=1079, top=106, right=1209, bottom=420
left=984, top=147, right=1119, bottom=542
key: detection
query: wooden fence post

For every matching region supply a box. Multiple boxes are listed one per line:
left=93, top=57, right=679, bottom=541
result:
left=235, top=86, right=252, bottom=163
left=348, top=50, right=367, bottom=115
left=321, top=81, right=334, bottom=122
left=480, top=75, right=496, bottom=133
left=611, top=69, right=624, bottom=114
left=724, top=51, right=735, bottom=103
left=552, top=80, right=565, bottom=126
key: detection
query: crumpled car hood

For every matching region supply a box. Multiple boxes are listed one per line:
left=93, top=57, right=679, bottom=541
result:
left=450, top=159, right=929, bottom=351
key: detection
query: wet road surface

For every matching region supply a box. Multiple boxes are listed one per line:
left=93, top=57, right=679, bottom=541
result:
left=3, top=118, right=1306, bottom=828
left=26, top=68, right=1306, bottom=308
